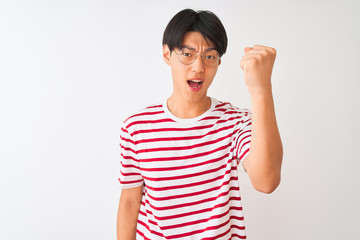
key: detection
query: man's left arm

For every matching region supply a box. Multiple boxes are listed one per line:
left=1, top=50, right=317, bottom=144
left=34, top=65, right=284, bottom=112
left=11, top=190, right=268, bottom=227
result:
left=240, top=45, right=283, bottom=193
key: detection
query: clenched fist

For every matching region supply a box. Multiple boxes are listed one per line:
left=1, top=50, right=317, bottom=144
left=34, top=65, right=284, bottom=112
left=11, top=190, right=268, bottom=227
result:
left=240, top=45, right=276, bottom=96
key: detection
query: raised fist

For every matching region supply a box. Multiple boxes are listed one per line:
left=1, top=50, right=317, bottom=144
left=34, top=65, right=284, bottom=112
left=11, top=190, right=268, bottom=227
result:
left=240, top=45, right=276, bottom=96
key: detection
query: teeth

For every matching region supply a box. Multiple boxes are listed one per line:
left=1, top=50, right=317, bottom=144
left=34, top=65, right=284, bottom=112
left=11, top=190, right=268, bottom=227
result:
left=187, top=80, right=203, bottom=89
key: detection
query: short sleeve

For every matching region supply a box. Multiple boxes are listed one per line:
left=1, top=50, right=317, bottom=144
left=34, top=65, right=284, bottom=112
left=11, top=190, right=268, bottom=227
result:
left=234, top=112, right=252, bottom=165
left=118, top=124, right=144, bottom=189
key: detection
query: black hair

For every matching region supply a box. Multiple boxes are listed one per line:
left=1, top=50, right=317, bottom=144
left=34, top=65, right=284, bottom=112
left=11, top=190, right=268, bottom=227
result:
left=162, top=9, right=228, bottom=57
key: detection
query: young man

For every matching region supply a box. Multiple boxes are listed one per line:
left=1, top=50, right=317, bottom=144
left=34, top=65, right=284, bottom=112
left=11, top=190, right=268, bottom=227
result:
left=117, top=9, right=283, bottom=239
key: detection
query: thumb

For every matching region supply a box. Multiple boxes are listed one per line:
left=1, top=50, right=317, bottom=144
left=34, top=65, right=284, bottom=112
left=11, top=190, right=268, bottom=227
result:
left=244, top=47, right=253, bottom=53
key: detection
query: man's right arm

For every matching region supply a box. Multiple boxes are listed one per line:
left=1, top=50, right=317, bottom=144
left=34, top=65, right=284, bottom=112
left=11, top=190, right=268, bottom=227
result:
left=117, top=185, right=143, bottom=240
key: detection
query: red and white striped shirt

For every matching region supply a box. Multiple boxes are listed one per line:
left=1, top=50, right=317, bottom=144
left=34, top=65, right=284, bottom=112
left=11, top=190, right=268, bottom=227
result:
left=119, top=97, right=252, bottom=239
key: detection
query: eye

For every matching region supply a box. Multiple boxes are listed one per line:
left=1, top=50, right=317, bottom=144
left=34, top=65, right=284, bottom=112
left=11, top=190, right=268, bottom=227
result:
left=182, top=51, right=193, bottom=57
left=204, top=55, right=216, bottom=60
left=203, top=50, right=219, bottom=61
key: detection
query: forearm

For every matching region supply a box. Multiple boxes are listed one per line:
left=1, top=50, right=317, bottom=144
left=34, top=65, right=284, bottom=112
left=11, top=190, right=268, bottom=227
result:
left=246, top=91, right=283, bottom=192
left=117, top=188, right=142, bottom=240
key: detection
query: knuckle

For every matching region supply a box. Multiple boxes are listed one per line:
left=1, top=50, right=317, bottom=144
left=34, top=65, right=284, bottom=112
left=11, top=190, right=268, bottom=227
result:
left=250, top=57, right=257, bottom=65
left=270, top=47, right=277, bottom=55
left=262, top=50, right=269, bottom=57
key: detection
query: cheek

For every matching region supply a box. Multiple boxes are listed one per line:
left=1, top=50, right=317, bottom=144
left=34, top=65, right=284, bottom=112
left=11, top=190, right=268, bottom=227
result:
left=172, top=64, right=188, bottom=78
left=206, top=68, right=218, bottom=83
left=171, top=66, right=187, bottom=86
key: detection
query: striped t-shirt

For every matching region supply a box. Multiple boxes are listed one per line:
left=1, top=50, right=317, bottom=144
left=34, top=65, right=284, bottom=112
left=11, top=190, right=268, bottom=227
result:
left=119, top=97, right=252, bottom=239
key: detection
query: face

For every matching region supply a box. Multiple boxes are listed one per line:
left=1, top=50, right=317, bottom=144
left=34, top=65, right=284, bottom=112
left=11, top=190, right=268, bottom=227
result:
left=163, top=31, right=221, bottom=103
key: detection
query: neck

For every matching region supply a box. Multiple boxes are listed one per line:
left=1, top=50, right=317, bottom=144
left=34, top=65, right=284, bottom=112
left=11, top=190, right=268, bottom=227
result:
left=167, top=94, right=211, bottom=119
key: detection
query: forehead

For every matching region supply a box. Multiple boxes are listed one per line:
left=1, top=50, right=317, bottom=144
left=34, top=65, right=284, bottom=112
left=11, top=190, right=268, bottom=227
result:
left=181, top=31, right=215, bottom=49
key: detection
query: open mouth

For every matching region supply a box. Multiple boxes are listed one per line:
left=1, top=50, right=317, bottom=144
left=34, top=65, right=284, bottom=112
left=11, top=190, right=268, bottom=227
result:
left=187, top=80, right=203, bottom=89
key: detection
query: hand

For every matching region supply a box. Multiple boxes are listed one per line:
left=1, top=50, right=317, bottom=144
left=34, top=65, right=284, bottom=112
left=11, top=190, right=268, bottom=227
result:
left=240, top=45, right=276, bottom=96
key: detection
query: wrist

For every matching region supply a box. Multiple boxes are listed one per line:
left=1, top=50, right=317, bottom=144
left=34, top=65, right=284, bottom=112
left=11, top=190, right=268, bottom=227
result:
left=249, top=86, right=273, bottom=100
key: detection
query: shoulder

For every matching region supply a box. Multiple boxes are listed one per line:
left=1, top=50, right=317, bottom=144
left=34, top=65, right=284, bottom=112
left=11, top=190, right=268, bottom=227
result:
left=212, top=98, right=251, bottom=117
left=120, top=102, right=168, bottom=132
left=123, top=103, right=163, bottom=123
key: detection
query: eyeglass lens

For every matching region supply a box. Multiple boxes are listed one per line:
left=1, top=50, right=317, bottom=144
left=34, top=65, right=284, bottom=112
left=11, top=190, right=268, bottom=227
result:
left=179, top=48, right=219, bottom=66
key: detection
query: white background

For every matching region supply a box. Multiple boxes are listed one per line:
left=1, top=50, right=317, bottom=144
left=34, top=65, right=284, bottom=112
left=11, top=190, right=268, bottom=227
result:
left=1, top=0, right=359, bottom=239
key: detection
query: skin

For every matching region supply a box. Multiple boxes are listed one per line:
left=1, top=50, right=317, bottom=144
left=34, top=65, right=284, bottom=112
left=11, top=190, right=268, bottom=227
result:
left=240, top=45, right=283, bottom=193
left=116, top=186, right=142, bottom=240
left=116, top=32, right=283, bottom=239
left=163, top=32, right=221, bottom=119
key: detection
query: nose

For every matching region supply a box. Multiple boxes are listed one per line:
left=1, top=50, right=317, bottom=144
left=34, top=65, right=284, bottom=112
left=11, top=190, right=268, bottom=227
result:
left=191, top=54, right=205, bottom=73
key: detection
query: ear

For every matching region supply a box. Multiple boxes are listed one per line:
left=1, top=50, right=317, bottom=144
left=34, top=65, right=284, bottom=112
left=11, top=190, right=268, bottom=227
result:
left=218, top=58, right=221, bottom=66
left=163, top=44, right=171, bottom=66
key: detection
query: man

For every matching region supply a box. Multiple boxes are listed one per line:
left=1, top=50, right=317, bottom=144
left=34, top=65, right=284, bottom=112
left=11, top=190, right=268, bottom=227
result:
left=117, top=9, right=282, bottom=239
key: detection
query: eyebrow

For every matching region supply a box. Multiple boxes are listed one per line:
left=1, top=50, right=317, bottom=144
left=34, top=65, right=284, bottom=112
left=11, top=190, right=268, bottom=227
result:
left=181, top=45, right=217, bottom=52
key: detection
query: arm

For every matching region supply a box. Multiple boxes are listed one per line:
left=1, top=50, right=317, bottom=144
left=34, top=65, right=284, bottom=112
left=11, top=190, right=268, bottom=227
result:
left=117, top=185, right=143, bottom=240
left=240, top=45, right=283, bottom=193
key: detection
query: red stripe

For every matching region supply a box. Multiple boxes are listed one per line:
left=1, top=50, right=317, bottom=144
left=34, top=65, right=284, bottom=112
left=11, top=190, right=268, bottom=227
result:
left=120, top=154, right=138, bottom=162
left=121, top=162, right=140, bottom=170
left=203, top=227, right=231, bottom=240
left=230, top=233, right=247, bottom=239
left=146, top=104, right=162, bottom=109
left=119, top=135, right=135, bottom=145
left=144, top=186, right=240, bottom=211
left=137, top=132, right=233, bottom=153
left=140, top=142, right=232, bottom=162
left=141, top=154, right=231, bottom=172
left=126, top=118, right=175, bottom=128
left=125, top=110, right=165, bottom=121
left=120, top=170, right=141, bottom=176
left=143, top=162, right=235, bottom=182
left=138, top=214, right=235, bottom=240
left=163, top=206, right=240, bottom=231
left=238, top=147, right=250, bottom=162
left=120, top=127, right=129, bottom=134
left=132, top=124, right=214, bottom=135
left=232, top=128, right=251, bottom=157
left=235, top=129, right=251, bottom=139
left=239, top=118, right=251, bottom=127
left=132, top=117, right=248, bottom=136
left=203, top=223, right=246, bottom=240
left=145, top=197, right=241, bottom=222
left=238, top=139, right=251, bottom=155
left=145, top=177, right=239, bottom=201
left=229, top=206, right=242, bottom=211
left=142, top=206, right=245, bottom=238
left=136, top=229, right=152, bottom=240
left=137, top=219, right=165, bottom=238
left=215, top=102, right=229, bottom=108
left=118, top=179, right=143, bottom=185
left=135, top=124, right=235, bottom=144
left=166, top=215, right=232, bottom=239
left=212, top=116, right=248, bottom=126
left=145, top=164, right=236, bottom=191
left=138, top=210, right=166, bottom=238
left=231, top=220, right=246, bottom=226
left=237, top=137, right=251, bottom=155
left=120, top=145, right=136, bottom=154
left=199, top=116, right=221, bottom=121
left=235, top=133, right=251, bottom=153
left=224, top=110, right=248, bottom=115
left=213, top=108, right=227, bottom=112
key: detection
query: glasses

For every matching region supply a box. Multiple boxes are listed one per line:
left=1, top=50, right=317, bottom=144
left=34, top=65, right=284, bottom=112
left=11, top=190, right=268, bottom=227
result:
left=173, top=47, right=220, bottom=67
